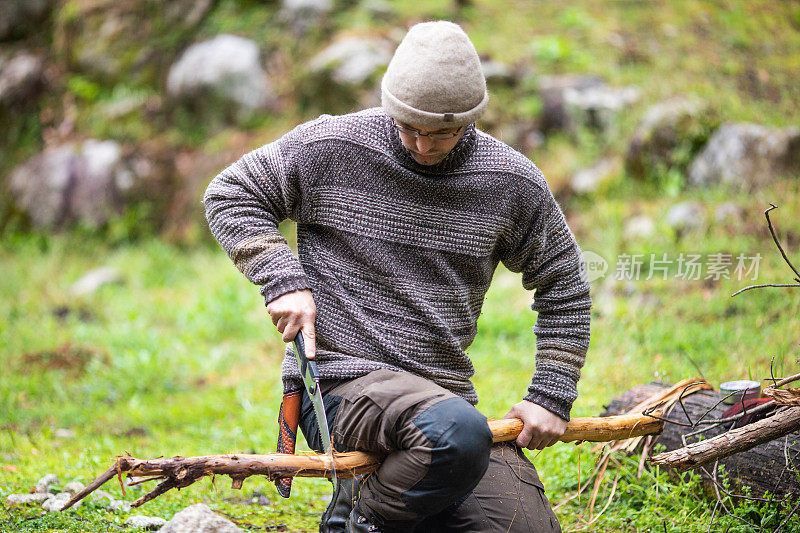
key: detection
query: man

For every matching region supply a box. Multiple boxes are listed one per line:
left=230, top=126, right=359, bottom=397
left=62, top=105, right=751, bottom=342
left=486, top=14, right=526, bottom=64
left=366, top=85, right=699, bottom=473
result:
left=205, top=21, right=591, bottom=533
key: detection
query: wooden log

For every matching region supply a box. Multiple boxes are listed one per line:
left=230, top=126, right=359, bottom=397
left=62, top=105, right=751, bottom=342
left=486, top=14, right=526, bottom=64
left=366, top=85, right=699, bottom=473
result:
left=604, top=382, right=800, bottom=498
left=60, top=411, right=663, bottom=511
left=649, top=406, right=800, bottom=471
left=490, top=413, right=664, bottom=443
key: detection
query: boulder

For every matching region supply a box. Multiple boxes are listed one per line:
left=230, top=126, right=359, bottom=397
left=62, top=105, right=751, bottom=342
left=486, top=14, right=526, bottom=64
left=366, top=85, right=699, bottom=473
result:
left=0, top=0, right=54, bottom=41
left=0, top=51, right=45, bottom=108
left=8, top=137, right=179, bottom=231
left=108, top=499, right=132, bottom=512
left=665, top=201, right=705, bottom=235
left=563, top=84, right=640, bottom=132
left=308, top=37, right=391, bottom=86
left=42, top=492, right=74, bottom=512
left=63, top=481, right=85, bottom=496
left=499, top=123, right=544, bottom=155
left=626, top=97, right=718, bottom=182
left=125, top=515, right=167, bottom=530
left=714, top=202, right=744, bottom=223
left=688, top=123, right=800, bottom=190
left=35, top=474, right=58, bottom=494
left=167, top=34, right=274, bottom=121
left=303, top=36, right=391, bottom=113
left=6, top=493, right=53, bottom=505
left=280, top=0, right=333, bottom=34
left=7, top=139, right=153, bottom=230
left=160, top=503, right=244, bottom=533
left=537, top=74, right=604, bottom=132
left=570, top=158, right=618, bottom=194
left=481, top=59, right=517, bottom=86
left=90, top=490, right=115, bottom=502
left=623, top=215, right=656, bottom=240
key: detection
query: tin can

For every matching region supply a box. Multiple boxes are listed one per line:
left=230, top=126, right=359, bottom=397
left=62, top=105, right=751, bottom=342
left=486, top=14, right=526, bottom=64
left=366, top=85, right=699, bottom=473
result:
left=719, top=380, right=761, bottom=405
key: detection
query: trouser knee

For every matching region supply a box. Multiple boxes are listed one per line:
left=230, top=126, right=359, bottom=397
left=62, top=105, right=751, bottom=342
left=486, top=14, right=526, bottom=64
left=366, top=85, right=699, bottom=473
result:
left=410, top=397, right=493, bottom=501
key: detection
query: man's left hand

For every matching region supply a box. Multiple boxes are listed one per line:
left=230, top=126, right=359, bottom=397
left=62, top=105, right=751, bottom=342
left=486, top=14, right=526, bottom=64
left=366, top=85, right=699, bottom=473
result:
left=503, top=400, right=567, bottom=450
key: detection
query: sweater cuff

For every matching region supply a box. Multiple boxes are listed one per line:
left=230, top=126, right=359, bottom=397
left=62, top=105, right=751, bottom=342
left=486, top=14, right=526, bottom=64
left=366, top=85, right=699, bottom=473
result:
left=261, top=276, right=313, bottom=307
left=524, top=364, right=579, bottom=421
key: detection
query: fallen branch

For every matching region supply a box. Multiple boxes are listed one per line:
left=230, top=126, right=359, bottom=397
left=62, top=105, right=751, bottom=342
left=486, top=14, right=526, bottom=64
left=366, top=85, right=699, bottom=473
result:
left=733, top=204, right=800, bottom=297
left=764, top=372, right=800, bottom=406
left=61, top=412, right=664, bottom=511
left=649, top=406, right=800, bottom=472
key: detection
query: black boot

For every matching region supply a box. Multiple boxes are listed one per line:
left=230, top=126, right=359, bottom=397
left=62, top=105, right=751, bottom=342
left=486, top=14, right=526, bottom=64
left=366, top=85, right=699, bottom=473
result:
left=320, top=478, right=358, bottom=533
left=346, top=507, right=383, bottom=533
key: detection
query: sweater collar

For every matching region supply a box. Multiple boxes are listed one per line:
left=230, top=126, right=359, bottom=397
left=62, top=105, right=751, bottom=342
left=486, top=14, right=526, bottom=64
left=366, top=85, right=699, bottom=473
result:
left=384, top=115, right=477, bottom=175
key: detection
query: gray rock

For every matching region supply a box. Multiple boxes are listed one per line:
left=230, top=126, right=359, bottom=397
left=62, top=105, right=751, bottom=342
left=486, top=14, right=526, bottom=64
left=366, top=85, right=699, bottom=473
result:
left=167, top=35, right=273, bottom=118
left=108, top=499, right=132, bottom=512
left=63, top=481, right=85, bottom=496
left=0, top=51, right=45, bottom=107
left=688, top=122, right=800, bottom=190
left=626, top=97, right=717, bottom=181
left=571, top=158, right=617, bottom=194
left=481, top=59, right=515, bottom=86
left=6, top=493, right=53, bottom=505
left=503, top=124, right=544, bottom=154
left=8, top=139, right=138, bottom=229
left=623, top=215, right=656, bottom=240
left=308, top=38, right=391, bottom=86
left=282, top=0, right=333, bottom=16
left=125, top=515, right=167, bottom=530
left=666, top=202, right=705, bottom=234
left=54, top=428, right=76, bottom=438
left=160, top=503, right=244, bottom=533
left=280, top=0, right=333, bottom=33
left=564, top=84, right=640, bottom=132
left=35, top=474, right=58, bottom=494
left=9, top=144, right=73, bottom=229
left=91, top=490, right=116, bottom=502
left=42, top=492, right=75, bottom=512
left=538, top=74, right=605, bottom=132
left=70, top=267, right=123, bottom=296
left=715, top=202, right=744, bottom=223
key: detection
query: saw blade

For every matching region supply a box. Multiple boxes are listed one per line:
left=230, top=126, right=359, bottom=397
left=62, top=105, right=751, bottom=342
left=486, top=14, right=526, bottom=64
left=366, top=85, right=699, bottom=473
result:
left=294, top=332, right=338, bottom=487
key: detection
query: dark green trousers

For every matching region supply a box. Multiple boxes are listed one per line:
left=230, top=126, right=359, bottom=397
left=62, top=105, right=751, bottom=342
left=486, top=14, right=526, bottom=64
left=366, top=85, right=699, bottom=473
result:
left=300, top=368, right=561, bottom=533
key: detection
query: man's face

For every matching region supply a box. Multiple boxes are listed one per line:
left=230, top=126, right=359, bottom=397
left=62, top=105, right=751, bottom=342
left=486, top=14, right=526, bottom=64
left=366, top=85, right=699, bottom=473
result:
left=395, top=120, right=467, bottom=166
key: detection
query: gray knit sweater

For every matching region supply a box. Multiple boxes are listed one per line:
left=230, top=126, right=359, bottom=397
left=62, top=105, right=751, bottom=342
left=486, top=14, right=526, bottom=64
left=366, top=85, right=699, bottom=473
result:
left=204, top=108, right=591, bottom=420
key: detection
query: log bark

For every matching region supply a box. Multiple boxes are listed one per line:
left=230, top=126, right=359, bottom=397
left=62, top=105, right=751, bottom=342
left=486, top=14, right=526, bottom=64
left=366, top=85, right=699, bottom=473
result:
left=604, top=382, right=800, bottom=498
left=60, top=412, right=663, bottom=511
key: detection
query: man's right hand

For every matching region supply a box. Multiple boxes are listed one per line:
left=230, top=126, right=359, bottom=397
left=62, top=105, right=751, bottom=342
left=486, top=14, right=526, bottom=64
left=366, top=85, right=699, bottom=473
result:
left=266, top=289, right=317, bottom=359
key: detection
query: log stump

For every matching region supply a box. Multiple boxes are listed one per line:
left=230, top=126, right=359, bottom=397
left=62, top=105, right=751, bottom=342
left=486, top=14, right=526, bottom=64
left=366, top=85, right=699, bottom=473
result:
left=603, top=382, right=800, bottom=499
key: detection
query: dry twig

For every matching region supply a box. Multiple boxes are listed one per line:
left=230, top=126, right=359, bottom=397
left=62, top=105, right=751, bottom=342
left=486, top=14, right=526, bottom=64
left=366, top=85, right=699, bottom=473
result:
left=733, top=204, right=800, bottom=296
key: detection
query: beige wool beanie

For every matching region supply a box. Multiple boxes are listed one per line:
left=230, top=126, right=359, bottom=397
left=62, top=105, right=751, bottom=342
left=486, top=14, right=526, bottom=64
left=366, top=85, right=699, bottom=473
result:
left=382, top=21, right=488, bottom=129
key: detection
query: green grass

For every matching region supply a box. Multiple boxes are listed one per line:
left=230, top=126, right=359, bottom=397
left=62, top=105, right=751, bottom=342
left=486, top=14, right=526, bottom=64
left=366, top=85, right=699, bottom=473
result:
left=2, top=176, right=799, bottom=531
left=3, top=0, right=800, bottom=530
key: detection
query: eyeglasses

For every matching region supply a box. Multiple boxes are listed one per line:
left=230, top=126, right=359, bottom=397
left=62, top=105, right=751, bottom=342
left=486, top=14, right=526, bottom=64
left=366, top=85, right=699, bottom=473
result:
left=392, top=119, right=463, bottom=140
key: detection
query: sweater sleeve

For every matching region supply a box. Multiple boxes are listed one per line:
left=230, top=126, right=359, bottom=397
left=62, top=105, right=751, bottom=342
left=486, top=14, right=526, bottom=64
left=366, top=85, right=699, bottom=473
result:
left=203, top=126, right=312, bottom=305
left=501, top=183, right=592, bottom=421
